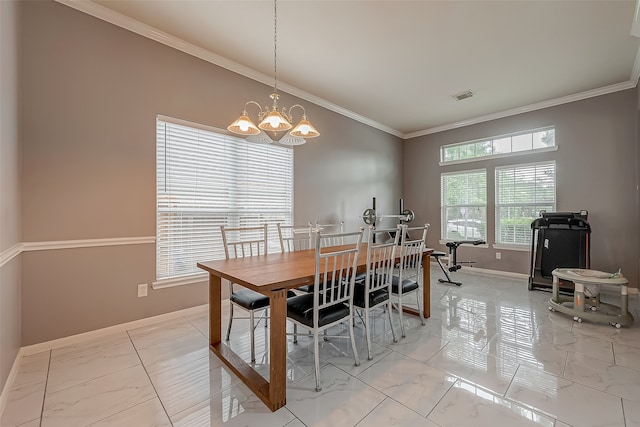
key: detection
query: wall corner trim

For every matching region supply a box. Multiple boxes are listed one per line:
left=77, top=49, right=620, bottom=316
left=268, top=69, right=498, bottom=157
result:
left=0, top=243, right=23, bottom=269
left=0, top=347, right=25, bottom=418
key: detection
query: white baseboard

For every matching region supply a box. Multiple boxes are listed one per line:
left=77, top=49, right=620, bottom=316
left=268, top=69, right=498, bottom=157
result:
left=430, top=262, right=640, bottom=293
left=0, top=347, right=25, bottom=417
left=430, top=261, right=529, bottom=280
left=459, top=265, right=530, bottom=280
left=22, top=304, right=208, bottom=356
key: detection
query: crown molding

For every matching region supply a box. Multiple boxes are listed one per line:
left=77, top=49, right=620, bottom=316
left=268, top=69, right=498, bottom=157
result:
left=404, top=80, right=637, bottom=139
left=54, top=0, right=403, bottom=138
left=54, top=1, right=639, bottom=141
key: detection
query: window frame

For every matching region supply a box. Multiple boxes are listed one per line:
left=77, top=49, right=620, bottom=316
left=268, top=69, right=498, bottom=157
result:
left=439, top=126, right=556, bottom=165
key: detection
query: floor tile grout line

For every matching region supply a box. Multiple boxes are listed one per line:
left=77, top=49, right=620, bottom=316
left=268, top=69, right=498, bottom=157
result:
left=510, top=363, right=632, bottom=423
left=43, top=359, right=143, bottom=396
left=38, top=349, right=52, bottom=427
left=423, top=376, right=459, bottom=421
left=83, top=396, right=160, bottom=427
left=126, top=329, right=175, bottom=426
left=504, top=362, right=521, bottom=399
left=352, top=397, right=388, bottom=427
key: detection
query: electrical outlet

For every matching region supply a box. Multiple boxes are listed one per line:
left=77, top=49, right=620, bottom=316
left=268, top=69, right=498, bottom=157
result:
left=137, top=283, right=148, bottom=297
left=496, top=252, right=502, bottom=260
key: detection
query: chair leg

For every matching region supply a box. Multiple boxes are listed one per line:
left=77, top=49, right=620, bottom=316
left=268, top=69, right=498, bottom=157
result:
left=313, top=330, right=321, bottom=392
left=249, top=310, right=256, bottom=363
left=293, top=323, right=298, bottom=344
left=387, top=300, right=397, bottom=343
left=364, top=309, right=372, bottom=360
left=416, top=291, right=425, bottom=325
left=397, top=295, right=406, bottom=337
left=226, top=302, right=234, bottom=341
left=348, top=314, right=360, bottom=367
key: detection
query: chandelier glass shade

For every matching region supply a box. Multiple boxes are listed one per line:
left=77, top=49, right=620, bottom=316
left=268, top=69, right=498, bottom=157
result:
left=227, top=0, right=319, bottom=144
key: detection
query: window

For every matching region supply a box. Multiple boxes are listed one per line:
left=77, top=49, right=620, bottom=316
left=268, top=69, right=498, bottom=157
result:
left=495, top=161, right=556, bottom=246
left=440, top=127, right=555, bottom=164
left=156, top=117, right=293, bottom=281
left=441, top=170, right=487, bottom=241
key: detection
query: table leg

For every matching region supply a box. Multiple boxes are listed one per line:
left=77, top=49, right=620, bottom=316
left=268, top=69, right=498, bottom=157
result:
left=208, top=273, right=286, bottom=412
left=401, top=253, right=431, bottom=319
left=422, top=253, right=431, bottom=319
left=210, top=273, right=222, bottom=346
left=269, top=289, right=288, bottom=409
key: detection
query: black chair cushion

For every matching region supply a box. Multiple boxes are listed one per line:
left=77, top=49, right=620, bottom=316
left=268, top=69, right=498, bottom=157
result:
left=354, top=271, right=368, bottom=282
left=353, top=282, right=389, bottom=308
left=231, top=289, right=296, bottom=310
left=431, top=251, right=446, bottom=257
left=297, top=285, right=314, bottom=293
left=391, top=275, right=419, bottom=294
left=287, top=293, right=350, bottom=328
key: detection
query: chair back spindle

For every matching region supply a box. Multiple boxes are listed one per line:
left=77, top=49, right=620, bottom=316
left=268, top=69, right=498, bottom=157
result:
left=221, top=225, right=268, bottom=259
left=314, top=229, right=363, bottom=317
left=277, top=224, right=313, bottom=252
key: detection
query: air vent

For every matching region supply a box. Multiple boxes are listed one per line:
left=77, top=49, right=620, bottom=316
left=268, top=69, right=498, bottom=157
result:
left=453, top=90, right=474, bottom=101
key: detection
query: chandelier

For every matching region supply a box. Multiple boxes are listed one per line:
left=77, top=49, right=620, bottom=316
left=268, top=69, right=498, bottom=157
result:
left=227, top=0, right=320, bottom=145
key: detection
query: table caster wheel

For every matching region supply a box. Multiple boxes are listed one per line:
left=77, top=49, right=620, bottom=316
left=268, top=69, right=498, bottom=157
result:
left=573, top=316, right=582, bottom=323
left=612, top=323, right=621, bottom=329
left=590, top=306, right=597, bottom=311
left=548, top=306, right=554, bottom=312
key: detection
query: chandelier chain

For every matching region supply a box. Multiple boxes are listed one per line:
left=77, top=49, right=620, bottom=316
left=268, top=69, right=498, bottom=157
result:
left=273, top=0, right=278, bottom=95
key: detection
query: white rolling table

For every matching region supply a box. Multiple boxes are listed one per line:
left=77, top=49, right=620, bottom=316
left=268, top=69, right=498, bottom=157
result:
left=549, top=268, right=633, bottom=328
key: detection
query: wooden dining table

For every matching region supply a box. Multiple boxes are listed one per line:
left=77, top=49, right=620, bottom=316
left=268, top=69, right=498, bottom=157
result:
left=197, top=243, right=433, bottom=412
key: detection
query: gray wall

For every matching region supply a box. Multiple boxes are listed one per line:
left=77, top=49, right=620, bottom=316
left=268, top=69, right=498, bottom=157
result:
left=19, top=1, right=402, bottom=345
left=0, top=0, right=22, bottom=393
left=404, top=89, right=639, bottom=287
left=9, top=0, right=640, bottom=361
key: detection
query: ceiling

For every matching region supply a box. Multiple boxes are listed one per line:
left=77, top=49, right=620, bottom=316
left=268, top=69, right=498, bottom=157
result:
left=66, top=1, right=640, bottom=138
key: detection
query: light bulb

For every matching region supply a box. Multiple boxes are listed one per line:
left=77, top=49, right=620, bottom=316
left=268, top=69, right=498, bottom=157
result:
left=297, top=124, right=310, bottom=135
left=268, top=116, right=280, bottom=128
left=239, top=120, right=250, bottom=132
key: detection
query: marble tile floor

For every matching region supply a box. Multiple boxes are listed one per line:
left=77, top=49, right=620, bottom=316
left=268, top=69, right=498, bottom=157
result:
left=3, top=270, right=640, bottom=427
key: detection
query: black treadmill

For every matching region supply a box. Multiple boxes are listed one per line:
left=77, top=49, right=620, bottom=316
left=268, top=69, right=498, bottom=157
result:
left=528, top=210, right=591, bottom=292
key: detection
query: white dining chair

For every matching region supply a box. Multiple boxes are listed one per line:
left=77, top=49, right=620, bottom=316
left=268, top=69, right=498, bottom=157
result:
left=287, top=228, right=364, bottom=391
left=353, top=225, right=400, bottom=359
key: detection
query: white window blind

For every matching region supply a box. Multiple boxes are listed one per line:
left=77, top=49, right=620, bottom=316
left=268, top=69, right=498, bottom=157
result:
left=156, top=118, right=293, bottom=281
left=441, top=170, right=487, bottom=240
left=495, top=161, right=555, bottom=246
